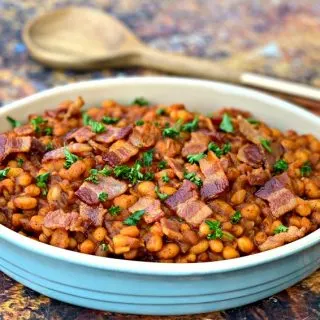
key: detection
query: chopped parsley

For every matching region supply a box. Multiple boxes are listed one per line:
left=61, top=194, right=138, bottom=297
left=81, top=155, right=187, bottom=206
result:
left=162, top=120, right=182, bottom=138
left=222, top=142, right=232, bottom=154
left=155, top=186, right=168, bottom=201
left=158, top=160, right=167, bottom=170
left=162, top=173, right=170, bottom=183
left=101, top=243, right=108, bottom=251
left=181, top=116, right=199, bottom=132
left=31, top=116, right=47, bottom=134
left=82, top=113, right=91, bottom=125
left=36, top=172, right=50, bottom=196
left=184, top=171, right=203, bottom=187
left=247, top=118, right=260, bottom=125
left=83, top=113, right=105, bottom=133
left=0, top=168, right=10, bottom=181
left=260, top=139, right=272, bottom=153
left=300, top=161, right=312, bottom=177
left=98, top=192, right=108, bottom=202
left=208, top=142, right=231, bottom=158
left=144, top=172, right=155, bottom=181
left=102, top=116, right=119, bottom=125
left=187, top=152, right=206, bottom=164
left=64, top=148, right=79, bottom=169
left=132, top=97, right=149, bottom=106
left=274, top=224, right=289, bottom=234
left=142, top=149, right=153, bottom=167
left=219, top=114, right=234, bottom=133
left=135, top=119, right=144, bottom=126
left=45, top=142, right=54, bottom=151
left=85, top=167, right=112, bottom=184
left=124, top=209, right=145, bottom=226
left=109, top=205, right=122, bottom=216
left=156, top=108, right=166, bottom=116
left=231, top=211, right=242, bottom=224
left=16, top=158, right=24, bottom=168
left=7, top=116, right=21, bottom=128
left=44, top=127, right=53, bottom=136
left=114, top=161, right=145, bottom=185
left=206, top=220, right=223, bottom=240
left=273, top=159, right=288, bottom=174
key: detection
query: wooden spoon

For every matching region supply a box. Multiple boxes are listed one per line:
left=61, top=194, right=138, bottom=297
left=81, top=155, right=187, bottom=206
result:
left=23, top=6, right=320, bottom=102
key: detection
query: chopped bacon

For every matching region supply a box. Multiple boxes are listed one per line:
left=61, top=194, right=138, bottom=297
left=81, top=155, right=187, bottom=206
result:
left=263, top=141, right=284, bottom=168
left=102, top=140, right=138, bottom=166
left=63, top=97, right=84, bottom=120
left=165, top=157, right=184, bottom=179
left=14, top=124, right=34, bottom=136
left=66, top=126, right=95, bottom=143
left=88, top=140, right=108, bottom=152
left=238, top=116, right=266, bottom=145
left=165, top=179, right=198, bottom=211
left=255, top=174, right=297, bottom=218
left=247, top=168, right=271, bottom=186
left=160, top=218, right=183, bottom=241
left=75, top=176, right=127, bottom=206
left=44, top=209, right=85, bottom=231
left=95, top=125, right=132, bottom=145
left=199, top=151, right=229, bottom=200
left=181, top=132, right=210, bottom=157
left=259, top=226, right=306, bottom=251
left=237, top=144, right=263, bottom=168
left=42, top=143, right=92, bottom=162
left=79, top=202, right=106, bottom=227
left=155, top=138, right=182, bottom=158
left=0, top=135, right=32, bottom=162
left=129, top=197, right=165, bottom=224
left=129, top=123, right=161, bottom=148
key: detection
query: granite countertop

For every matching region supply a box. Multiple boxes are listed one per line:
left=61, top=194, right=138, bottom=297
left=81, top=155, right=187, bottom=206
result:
left=0, top=0, right=319, bottom=319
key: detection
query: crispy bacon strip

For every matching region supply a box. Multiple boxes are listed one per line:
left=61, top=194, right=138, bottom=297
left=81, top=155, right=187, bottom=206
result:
left=80, top=202, right=106, bottom=227
left=259, top=226, right=306, bottom=251
left=160, top=218, right=183, bottom=241
left=247, top=168, right=271, bottom=186
left=0, top=135, right=32, bottom=162
left=102, top=140, right=138, bottom=166
left=238, top=116, right=266, bottom=145
left=66, top=126, right=95, bottom=143
left=181, top=132, right=210, bottom=157
left=237, top=144, right=263, bottom=168
left=75, top=176, right=127, bottom=206
left=14, top=124, right=34, bottom=136
left=199, top=151, right=229, bottom=200
left=95, top=125, right=132, bottom=144
left=155, top=138, right=182, bottom=158
left=255, top=174, right=297, bottom=218
left=44, top=209, right=85, bottom=231
left=129, top=197, right=165, bottom=224
left=129, top=123, right=161, bottom=148
left=165, top=157, right=184, bottom=179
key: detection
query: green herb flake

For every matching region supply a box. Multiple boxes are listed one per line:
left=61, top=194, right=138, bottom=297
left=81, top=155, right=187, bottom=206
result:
left=181, top=116, right=199, bottom=133
left=44, top=127, right=53, bottom=136
left=135, top=119, right=145, bottom=126
left=36, top=172, right=50, bottom=195
left=7, top=116, right=21, bottom=128
left=187, top=152, right=206, bottom=164
left=102, top=116, right=119, bottom=125
left=222, top=142, right=232, bottom=154
left=132, top=97, right=149, bottom=106
left=208, top=142, right=223, bottom=158
left=162, top=120, right=182, bottom=138
left=260, top=139, right=272, bottom=153
left=82, top=113, right=91, bottom=125
left=155, top=186, right=168, bottom=201
left=85, top=167, right=112, bottom=184
left=45, top=142, right=54, bottom=151
left=124, top=209, right=145, bottom=226
left=98, top=192, right=108, bottom=202
left=274, top=224, right=289, bottom=234
left=114, top=162, right=144, bottom=185
left=31, top=116, right=47, bottom=133
left=64, top=148, right=79, bottom=169
left=162, top=173, right=170, bottom=183
left=142, top=149, right=153, bottom=167
left=206, top=220, right=223, bottom=240
left=144, top=172, right=155, bottom=181
left=219, top=114, right=234, bottom=133
left=101, top=243, right=108, bottom=251
left=0, top=168, right=10, bottom=181
left=184, top=171, right=203, bottom=187
left=273, top=159, right=288, bottom=174
left=231, top=211, right=242, bottom=224
left=90, top=120, right=105, bottom=134
left=247, top=118, right=260, bottom=125
left=16, top=158, right=24, bottom=168
left=156, top=108, right=166, bottom=116
left=300, top=161, right=312, bottom=177
left=109, top=205, right=122, bottom=216
left=158, top=160, right=167, bottom=170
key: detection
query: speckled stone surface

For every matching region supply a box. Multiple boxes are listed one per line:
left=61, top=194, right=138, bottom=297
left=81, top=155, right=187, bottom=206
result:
left=0, top=0, right=319, bottom=319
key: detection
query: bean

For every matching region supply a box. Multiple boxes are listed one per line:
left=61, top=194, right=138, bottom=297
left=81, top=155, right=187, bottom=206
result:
left=113, top=194, right=137, bottom=209
left=39, top=233, right=48, bottom=243
left=146, top=234, right=163, bottom=252
left=13, top=196, right=37, bottom=209
left=68, top=238, right=78, bottom=249
left=7, top=168, right=23, bottom=178
left=305, top=181, right=320, bottom=198
left=182, top=230, right=199, bottom=245
left=157, top=243, right=180, bottom=259
left=296, top=203, right=311, bottom=217
left=120, top=226, right=139, bottom=238
left=237, top=237, right=254, bottom=254
left=92, top=227, right=107, bottom=242
left=190, top=239, right=209, bottom=255
left=16, top=173, right=32, bottom=187
left=209, top=239, right=224, bottom=253
left=231, top=189, right=246, bottom=205
left=79, top=239, right=95, bottom=254
left=222, top=246, right=240, bottom=259
left=241, top=204, right=260, bottom=220
left=123, top=249, right=138, bottom=260
left=12, top=213, right=23, bottom=228
left=25, top=184, right=41, bottom=197
left=50, top=229, right=69, bottom=249
left=137, top=181, right=156, bottom=198
left=30, top=215, right=44, bottom=232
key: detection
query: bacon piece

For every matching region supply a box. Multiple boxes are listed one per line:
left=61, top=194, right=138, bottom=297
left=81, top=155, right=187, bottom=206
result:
left=264, top=141, right=284, bottom=168
left=63, top=96, right=84, bottom=120
left=42, top=143, right=92, bottom=162
left=0, top=135, right=32, bottom=162
left=155, top=138, right=182, bottom=158
left=129, top=123, right=161, bottom=148
left=165, top=180, right=198, bottom=211
left=259, top=226, right=306, bottom=251
left=80, top=202, right=106, bottom=227
left=181, top=132, right=210, bottom=157
left=102, top=140, right=138, bottom=166
left=95, top=125, right=132, bottom=144
left=14, top=124, right=34, bottom=136
left=237, top=144, right=263, bottom=168
left=128, top=197, right=165, bottom=224
left=75, top=176, right=127, bottom=206
left=160, top=218, right=183, bottom=241
left=66, top=126, right=95, bottom=143
left=44, top=209, right=85, bottom=231
left=255, top=174, right=297, bottom=218
left=247, top=168, right=271, bottom=186
left=199, top=151, right=229, bottom=200
left=166, top=157, right=184, bottom=179
left=238, top=116, right=266, bottom=145
left=176, top=198, right=213, bottom=226
left=88, top=140, right=108, bottom=153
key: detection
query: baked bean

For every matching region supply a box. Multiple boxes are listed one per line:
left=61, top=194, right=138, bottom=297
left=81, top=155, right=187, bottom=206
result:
left=113, top=194, right=137, bottom=209
left=30, top=215, right=44, bottom=232
left=25, top=184, right=41, bottom=197
left=50, top=229, right=69, bottom=249
left=231, top=189, right=246, bottom=204
left=296, top=203, right=311, bottom=217
left=237, top=237, right=254, bottom=254
left=16, top=173, right=32, bottom=187
left=190, top=239, right=209, bottom=254
left=157, top=243, right=180, bottom=259
left=241, top=204, right=260, bottom=220
left=13, top=196, right=37, bottom=209
left=120, top=226, right=139, bottom=237
left=93, top=227, right=107, bottom=242
left=12, top=213, right=23, bottom=228
left=222, top=246, right=240, bottom=259
left=146, top=234, right=163, bottom=252
left=209, top=239, right=224, bottom=253
left=137, top=181, right=156, bottom=198
left=79, top=239, right=95, bottom=254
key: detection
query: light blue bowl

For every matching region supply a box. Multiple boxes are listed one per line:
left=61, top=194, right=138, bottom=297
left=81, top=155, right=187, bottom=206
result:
left=1, top=77, right=319, bottom=315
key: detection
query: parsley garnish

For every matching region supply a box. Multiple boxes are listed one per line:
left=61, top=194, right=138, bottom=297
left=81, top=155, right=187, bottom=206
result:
left=98, top=192, right=108, bottom=202
left=219, top=114, right=234, bottom=133
left=155, top=186, right=168, bottom=201
left=162, top=120, right=182, bottom=138
left=31, top=116, right=47, bottom=133
left=142, top=149, right=153, bottom=167
left=206, top=220, right=223, bottom=240
left=260, top=139, right=272, bottom=153
left=247, top=118, right=260, bottom=125
left=44, top=127, right=53, bottom=136
left=231, top=211, right=242, bottom=224
left=102, top=116, right=119, bottom=125
left=16, top=158, right=24, bottom=168
left=82, top=113, right=91, bottom=125
left=36, top=172, right=50, bottom=196
left=109, top=205, right=122, bottom=216
left=0, top=168, right=10, bottom=181
left=156, top=108, right=166, bottom=116
left=83, top=113, right=105, bottom=133
left=7, top=116, right=21, bottom=128
left=144, top=172, right=155, bottom=181
left=158, top=160, right=167, bottom=170
left=274, top=224, right=289, bottom=234
left=101, top=243, right=108, bottom=251
left=273, top=159, right=288, bottom=174
left=222, top=142, right=232, bottom=154
left=184, top=171, right=203, bottom=187
left=64, top=148, right=79, bottom=169
left=162, top=173, right=170, bottom=183
left=300, top=161, right=312, bottom=177
left=135, top=119, right=144, bottom=126
left=85, top=167, right=112, bottom=184
left=208, top=142, right=231, bottom=158
left=114, top=162, right=144, bottom=185
left=124, top=209, right=145, bottom=226
left=45, top=142, right=54, bottom=151
left=181, top=116, right=199, bottom=132
left=187, top=152, right=206, bottom=164
left=132, top=97, right=149, bottom=106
